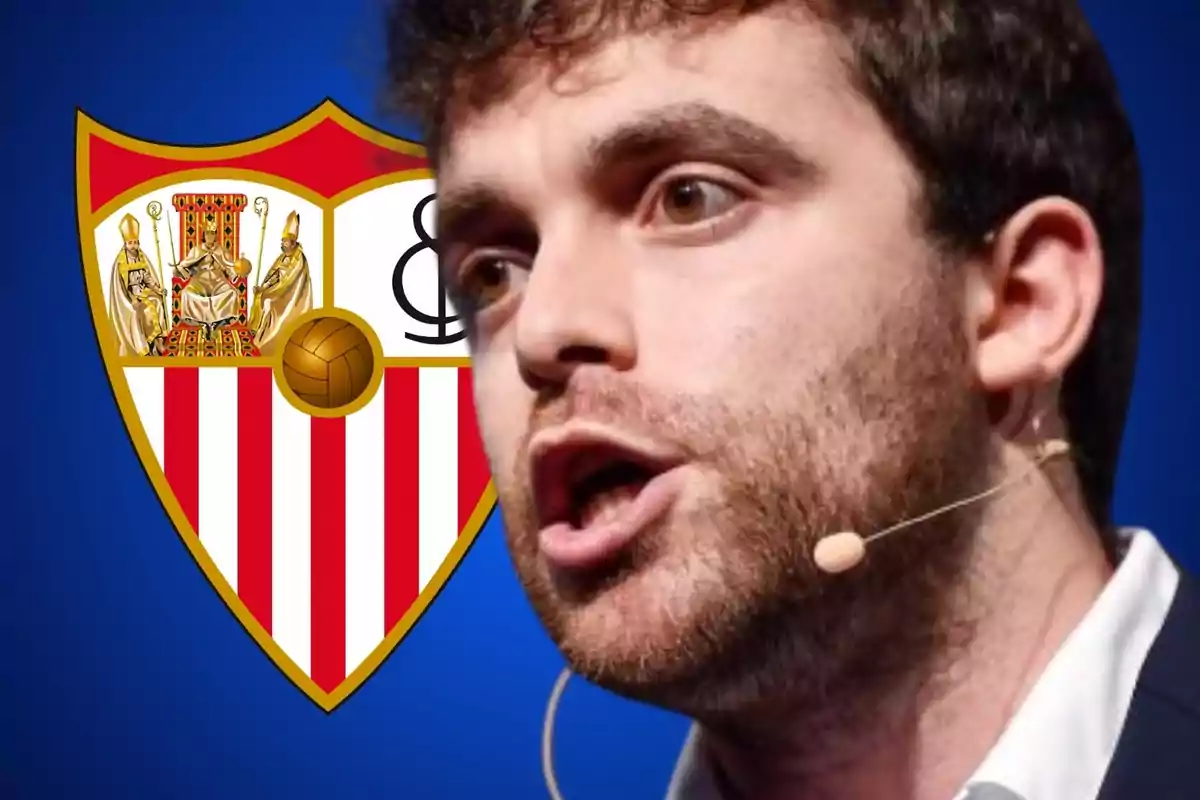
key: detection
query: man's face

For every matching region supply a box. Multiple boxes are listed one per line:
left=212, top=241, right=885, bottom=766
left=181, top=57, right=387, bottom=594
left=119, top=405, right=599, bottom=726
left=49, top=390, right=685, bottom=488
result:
left=125, top=239, right=139, bottom=257
left=282, top=237, right=296, bottom=253
left=204, top=230, right=217, bottom=247
left=439, top=10, right=993, bottom=713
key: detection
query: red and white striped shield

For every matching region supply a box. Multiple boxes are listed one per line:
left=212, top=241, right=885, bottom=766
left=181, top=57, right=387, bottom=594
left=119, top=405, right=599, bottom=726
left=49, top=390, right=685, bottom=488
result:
left=75, top=100, right=494, bottom=710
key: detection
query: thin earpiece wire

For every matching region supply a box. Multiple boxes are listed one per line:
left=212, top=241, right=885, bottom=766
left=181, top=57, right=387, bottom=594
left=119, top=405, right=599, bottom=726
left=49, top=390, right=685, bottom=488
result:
left=542, top=667, right=573, bottom=800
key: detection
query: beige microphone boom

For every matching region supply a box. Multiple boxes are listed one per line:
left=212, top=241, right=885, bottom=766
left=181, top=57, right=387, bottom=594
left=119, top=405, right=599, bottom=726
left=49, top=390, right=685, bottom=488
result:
left=813, top=438, right=1069, bottom=575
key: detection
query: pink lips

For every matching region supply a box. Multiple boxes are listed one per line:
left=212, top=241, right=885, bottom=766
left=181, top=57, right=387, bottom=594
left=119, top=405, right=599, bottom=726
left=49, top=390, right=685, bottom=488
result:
left=528, top=424, right=688, bottom=572
left=537, top=466, right=688, bottom=570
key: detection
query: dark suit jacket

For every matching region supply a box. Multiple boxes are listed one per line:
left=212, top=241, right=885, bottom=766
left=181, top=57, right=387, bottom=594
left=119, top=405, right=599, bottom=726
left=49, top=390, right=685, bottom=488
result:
left=1098, top=567, right=1200, bottom=799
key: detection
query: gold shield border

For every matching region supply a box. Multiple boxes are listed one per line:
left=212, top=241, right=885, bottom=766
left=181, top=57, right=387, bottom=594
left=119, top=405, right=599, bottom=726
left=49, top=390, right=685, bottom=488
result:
left=75, top=99, right=497, bottom=712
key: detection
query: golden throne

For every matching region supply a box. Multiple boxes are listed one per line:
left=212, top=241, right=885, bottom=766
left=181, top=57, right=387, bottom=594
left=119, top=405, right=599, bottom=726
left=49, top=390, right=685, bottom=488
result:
left=165, top=193, right=260, bottom=357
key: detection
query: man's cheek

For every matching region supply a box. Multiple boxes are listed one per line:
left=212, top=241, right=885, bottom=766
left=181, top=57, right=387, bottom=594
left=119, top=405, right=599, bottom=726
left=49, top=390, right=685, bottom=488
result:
left=473, top=399, right=521, bottom=482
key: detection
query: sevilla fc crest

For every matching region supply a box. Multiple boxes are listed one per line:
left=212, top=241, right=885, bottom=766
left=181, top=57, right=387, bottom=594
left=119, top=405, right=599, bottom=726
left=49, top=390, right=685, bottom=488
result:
left=75, top=100, right=495, bottom=710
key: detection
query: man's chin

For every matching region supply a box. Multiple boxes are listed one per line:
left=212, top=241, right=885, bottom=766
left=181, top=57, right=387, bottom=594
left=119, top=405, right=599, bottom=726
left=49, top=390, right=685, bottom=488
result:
left=542, top=556, right=725, bottom=695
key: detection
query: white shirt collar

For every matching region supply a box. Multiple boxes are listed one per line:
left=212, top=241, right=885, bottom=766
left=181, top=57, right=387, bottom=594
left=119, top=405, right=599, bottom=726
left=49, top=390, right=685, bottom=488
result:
left=956, top=527, right=1178, bottom=799
left=665, top=528, right=1180, bottom=800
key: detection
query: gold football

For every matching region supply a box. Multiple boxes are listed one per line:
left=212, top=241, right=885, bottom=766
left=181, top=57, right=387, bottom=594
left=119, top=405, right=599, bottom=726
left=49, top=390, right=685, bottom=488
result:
left=280, top=317, right=375, bottom=410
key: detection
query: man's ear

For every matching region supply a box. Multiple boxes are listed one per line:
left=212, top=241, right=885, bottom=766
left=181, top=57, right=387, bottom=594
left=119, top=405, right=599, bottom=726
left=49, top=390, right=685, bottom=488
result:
left=967, top=197, right=1104, bottom=401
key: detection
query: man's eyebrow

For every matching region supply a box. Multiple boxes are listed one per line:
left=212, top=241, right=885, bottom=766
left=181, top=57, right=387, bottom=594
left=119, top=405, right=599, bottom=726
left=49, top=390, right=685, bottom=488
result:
left=433, top=104, right=812, bottom=251
left=584, top=101, right=816, bottom=183
left=435, top=183, right=523, bottom=247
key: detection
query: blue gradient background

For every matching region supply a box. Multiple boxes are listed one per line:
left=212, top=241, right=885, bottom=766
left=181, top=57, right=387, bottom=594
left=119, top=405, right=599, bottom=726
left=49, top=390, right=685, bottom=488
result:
left=2, top=1, right=1198, bottom=797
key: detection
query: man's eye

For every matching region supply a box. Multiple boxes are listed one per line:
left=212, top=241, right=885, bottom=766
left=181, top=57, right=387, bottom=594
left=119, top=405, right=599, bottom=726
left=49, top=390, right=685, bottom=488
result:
left=459, top=255, right=519, bottom=310
left=652, top=177, right=744, bottom=226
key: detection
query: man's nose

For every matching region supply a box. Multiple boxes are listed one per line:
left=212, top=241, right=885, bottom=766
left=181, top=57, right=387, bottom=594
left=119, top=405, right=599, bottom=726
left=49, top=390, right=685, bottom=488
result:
left=513, top=247, right=636, bottom=389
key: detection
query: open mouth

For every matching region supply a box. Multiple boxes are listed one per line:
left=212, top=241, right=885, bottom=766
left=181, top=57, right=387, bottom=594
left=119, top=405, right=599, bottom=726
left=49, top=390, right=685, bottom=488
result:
left=531, top=433, right=679, bottom=532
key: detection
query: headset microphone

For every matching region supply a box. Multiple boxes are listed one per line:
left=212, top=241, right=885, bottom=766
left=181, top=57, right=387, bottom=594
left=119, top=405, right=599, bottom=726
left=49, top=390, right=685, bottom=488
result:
left=812, top=438, right=1070, bottom=575
left=541, top=434, right=1070, bottom=800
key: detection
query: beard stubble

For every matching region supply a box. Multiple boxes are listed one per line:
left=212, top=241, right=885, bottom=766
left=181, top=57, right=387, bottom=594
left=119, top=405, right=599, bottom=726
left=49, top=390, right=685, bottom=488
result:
left=497, top=273, right=996, bottom=723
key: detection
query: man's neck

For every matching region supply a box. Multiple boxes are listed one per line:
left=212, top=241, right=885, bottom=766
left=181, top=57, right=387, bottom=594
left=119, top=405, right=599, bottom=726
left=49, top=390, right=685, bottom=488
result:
left=696, top=464, right=1114, bottom=800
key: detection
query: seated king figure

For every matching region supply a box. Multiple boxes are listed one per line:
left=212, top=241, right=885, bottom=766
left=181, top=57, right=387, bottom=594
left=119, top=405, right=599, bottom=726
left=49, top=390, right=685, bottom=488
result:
left=174, top=219, right=242, bottom=335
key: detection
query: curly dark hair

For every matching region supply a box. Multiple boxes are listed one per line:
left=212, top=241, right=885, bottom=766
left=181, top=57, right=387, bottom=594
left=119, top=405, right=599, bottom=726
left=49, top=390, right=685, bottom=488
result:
left=383, top=0, right=1142, bottom=541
